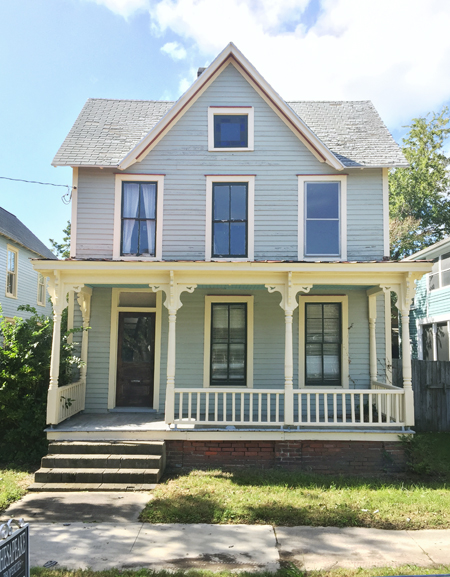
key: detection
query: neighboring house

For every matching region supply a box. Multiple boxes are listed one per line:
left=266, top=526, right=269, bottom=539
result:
left=0, top=206, right=54, bottom=321
left=406, top=237, right=450, bottom=361
left=32, top=43, right=431, bottom=481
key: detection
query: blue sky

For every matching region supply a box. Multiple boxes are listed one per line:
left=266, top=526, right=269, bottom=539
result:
left=1, top=0, right=450, bottom=249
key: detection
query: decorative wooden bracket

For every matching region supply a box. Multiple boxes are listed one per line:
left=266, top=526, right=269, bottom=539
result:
left=150, top=270, right=196, bottom=311
left=265, top=272, right=312, bottom=312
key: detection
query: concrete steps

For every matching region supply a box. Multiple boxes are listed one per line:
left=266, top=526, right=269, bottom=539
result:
left=29, top=441, right=166, bottom=492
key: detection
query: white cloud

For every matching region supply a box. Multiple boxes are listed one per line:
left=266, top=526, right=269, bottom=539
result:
left=161, top=41, right=187, bottom=60
left=87, top=0, right=150, bottom=18
left=89, top=0, right=450, bottom=129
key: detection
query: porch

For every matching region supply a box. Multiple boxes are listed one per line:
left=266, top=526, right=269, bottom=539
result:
left=32, top=260, right=431, bottom=437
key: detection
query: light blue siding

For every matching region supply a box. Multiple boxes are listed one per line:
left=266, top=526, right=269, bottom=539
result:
left=75, top=63, right=385, bottom=262
left=0, top=237, right=52, bottom=320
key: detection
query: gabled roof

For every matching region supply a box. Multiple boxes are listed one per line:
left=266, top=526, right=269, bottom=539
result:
left=53, top=43, right=407, bottom=170
left=0, top=207, right=56, bottom=259
left=404, top=237, right=450, bottom=261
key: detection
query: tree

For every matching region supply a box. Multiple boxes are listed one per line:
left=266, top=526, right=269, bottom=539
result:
left=49, top=220, right=71, bottom=259
left=389, top=108, right=450, bottom=260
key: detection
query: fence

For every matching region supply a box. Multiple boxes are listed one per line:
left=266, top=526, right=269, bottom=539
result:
left=392, top=359, right=450, bottom=432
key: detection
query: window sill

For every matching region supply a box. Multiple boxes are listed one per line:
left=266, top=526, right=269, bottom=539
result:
left=5, top=293, right=17, bottom=299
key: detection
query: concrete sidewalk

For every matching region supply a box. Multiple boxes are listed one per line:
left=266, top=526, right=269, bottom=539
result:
left=2, top=492, right=450, bottom=572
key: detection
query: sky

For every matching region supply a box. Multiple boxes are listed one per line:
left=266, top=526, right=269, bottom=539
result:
left=1, top=0, right=450, bottom=249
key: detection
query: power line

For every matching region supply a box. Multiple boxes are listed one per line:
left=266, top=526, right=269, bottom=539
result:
left=0, top=175, right=73, bottom=205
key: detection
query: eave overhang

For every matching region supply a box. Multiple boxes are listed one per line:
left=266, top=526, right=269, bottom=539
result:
left=118, top=43, right=344, bottom=172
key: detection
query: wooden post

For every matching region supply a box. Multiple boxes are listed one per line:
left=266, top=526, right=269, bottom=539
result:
left=77, top=288, right=92, bottom=391
left=284, top=308, right=294, bottom=425
left=401, top=308, right=415, bottom=426
left=47, top=307, right=63, bottom=425
left=368, top=294, right=377, bottom=384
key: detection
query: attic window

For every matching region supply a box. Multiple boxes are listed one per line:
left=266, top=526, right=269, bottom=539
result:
left=208, top=107, right=254, bottom=152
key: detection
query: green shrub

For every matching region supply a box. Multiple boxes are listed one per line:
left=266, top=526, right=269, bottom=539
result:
left=400, top=432, right=450, bottom=477
left=0, top=305, right=82, bottom=463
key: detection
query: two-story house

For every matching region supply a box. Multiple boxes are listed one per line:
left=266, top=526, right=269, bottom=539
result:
left=1, top=206, right=54, bottom=322
left=32, top=44, right=431, bottom=489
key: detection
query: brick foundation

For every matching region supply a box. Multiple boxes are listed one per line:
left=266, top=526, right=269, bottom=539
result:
left=166, top=440, right=406, bottom=475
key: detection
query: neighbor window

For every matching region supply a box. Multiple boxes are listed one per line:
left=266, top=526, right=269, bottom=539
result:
left=121, top=181, right=157, bottom=256
left=212, top=183, right=247, bottom=257
left=305, top=302, right=342, bottom=386
left=37, top=273, right=46, bottom=306
left=298, top=175, right=347, bottom=260
left=208, top=107, right=254, bottom=151
left=428, top=253, right=450, bottom=291
left=6, top=246, right=18, bottom=298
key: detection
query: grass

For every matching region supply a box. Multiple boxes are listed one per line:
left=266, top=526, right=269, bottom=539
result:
left=140, top=468, right=450, bottom=529
left=0, top=464, right=35, bottom=512
left=30, top=565, right=450, bottom=577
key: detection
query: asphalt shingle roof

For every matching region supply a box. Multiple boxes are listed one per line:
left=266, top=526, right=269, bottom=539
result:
left=0, top=207, right=56, bottom=259
left=53, top=98, right=407, bottom=169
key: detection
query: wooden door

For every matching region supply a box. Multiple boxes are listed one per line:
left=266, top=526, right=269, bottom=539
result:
left=116, top=312, right=155, bottom=408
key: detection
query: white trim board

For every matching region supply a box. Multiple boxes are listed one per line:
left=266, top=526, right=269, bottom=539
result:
left=107, top=288, right=162, bottom=410
left=203, top=295, right=254, bottom=388
left=205, top=175, right=255, bottom=261
left=298, top=175, right=347, bottom=261
left=113, top=174, right=164, bottom=261
left=70, top=167, right=78, bottom=258
left=298, top=294, right=349, bottom=388
left=5, top=244, right=19, bottom=299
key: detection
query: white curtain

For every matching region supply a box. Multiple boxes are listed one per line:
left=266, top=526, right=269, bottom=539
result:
left=122, top=183, right=139, bottom=253
left=141, top=184, right=156, bottom=255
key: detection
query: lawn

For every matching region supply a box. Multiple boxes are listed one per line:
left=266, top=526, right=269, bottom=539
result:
left=140, top=468, right=450, bottom=529
left=30, top=565, right=450, bottom=577
left=0, top=465, right=34, bottom=512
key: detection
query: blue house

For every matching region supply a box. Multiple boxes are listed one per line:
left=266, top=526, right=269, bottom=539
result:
left=406, top=238, right=450, bottom=361
left=31, top=44, right=432, bottom=488
left=0, top=206, right=54, bottom=321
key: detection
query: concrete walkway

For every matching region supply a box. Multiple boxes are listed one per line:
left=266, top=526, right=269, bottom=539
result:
left=2, top=492, right=450, bottom=572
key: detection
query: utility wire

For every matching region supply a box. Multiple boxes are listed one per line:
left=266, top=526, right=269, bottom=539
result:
left=0, top=175, right=73, bottom=204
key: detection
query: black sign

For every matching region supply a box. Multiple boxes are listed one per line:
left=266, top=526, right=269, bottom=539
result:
left=0, top=525, right=29, bottom=577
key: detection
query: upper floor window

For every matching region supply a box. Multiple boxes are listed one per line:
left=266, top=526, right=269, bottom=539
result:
left=205, top=175, right=255, bottom=261
left=428, top=252, right=450, bottom=291
left=113, top=174, right=164, bottom=260
left=6, top=245, right=18, bottom=298
left=298, top=175, right=347, bottom=261
left=37, top=273, right=46, bottom=306
left=208, top=107, right=254, bottom=152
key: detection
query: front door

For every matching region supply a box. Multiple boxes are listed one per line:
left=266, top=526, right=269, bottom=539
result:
left=116, top=312, right=155, bottom=408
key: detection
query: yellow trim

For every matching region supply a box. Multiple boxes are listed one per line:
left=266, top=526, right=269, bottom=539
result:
left=298, top=294, right=349, bottom=388
left=5, top=244, right=18, bottom=299
left=107, top=288, right=162, bottom=410
left=203, top=295, right=254, bottom=388
left=113, top=174, right=164, bottom=261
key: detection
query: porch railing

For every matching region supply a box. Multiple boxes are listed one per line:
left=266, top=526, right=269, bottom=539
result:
left=53, top=380, right=86, bottom=424
left=172, top=383, right=406, bottom=428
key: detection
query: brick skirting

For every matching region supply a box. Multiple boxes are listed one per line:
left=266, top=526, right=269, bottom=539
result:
left=166, top=440, right=406, bottom=475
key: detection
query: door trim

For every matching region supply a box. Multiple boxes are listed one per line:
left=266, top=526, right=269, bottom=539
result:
left=108, top=288, right=162, bottom=410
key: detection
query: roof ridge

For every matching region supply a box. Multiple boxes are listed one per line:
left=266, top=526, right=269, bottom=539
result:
left=87, top=97, right=175, bottom=103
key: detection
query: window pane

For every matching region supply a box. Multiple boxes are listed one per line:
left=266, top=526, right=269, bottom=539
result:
left=212, top=305, right=229, bottom=342
left=230, top=185, right=247, bottom=220
left=122, top=220, right=139, bottom=254
left=229, top=305, right=246, bottom=342
left=7, top=272, right=14, bottom=295
left=123, top=183, right=140, bottom=217
left=214, top=115, right=248, bottom=148
left=8, top=251, right=15, bottom=272
left=211, top=344, right=228, bottom=381
left=213, top=185, right=230, bottom=220
left=323, top=343, right=340, bottom=379
left=442, top=269, right=450, bottom=288
left=229, top=344, right=245, bottom=380
left=431, top=258, right=440, bottom=275
left=429, top=273, right=440, bottom=291
left=213, top=222, right=229, bottom=256
left=122, top=316, right=153, bottom=363
left=324, top=317, right=340, bottom=342
left=139, top=221, right=155, bottom=255
left=306, top=343, right=322, bottom=379
left=306, top=182, right=339, bottom=219
left=437, top=323, right=449, bottom=361
left=306, top=220, right=339, bottom=255
left=230, top=222, right=246, bottom=256
left=140, top=184, right=156, bottom=218
left=422, top=324, right=433, bottom=360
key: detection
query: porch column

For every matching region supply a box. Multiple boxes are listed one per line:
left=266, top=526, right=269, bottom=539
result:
left=266, top=273, right=312, bottom=427
left=77, top=288, right=92, bottom=390
left=368, top=293, right=377, bottom=383
left=150, top=271, right=196, bottom=425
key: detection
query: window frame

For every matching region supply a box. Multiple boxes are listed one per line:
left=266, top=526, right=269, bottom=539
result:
left=427, top=252, right=450, bottom=293
left=205, top=175, right=255, bottom=261
left=113, top=174, right=164, bottom=260
left=5, top=244, right=18, bottom=299
left=208, top=107, right=254, bottom=152
left=203, top=295, right=254, bottom=388
left=37, top=273, right=46, bottom=306
left=298, top=295, right=349, bottom=388
left=298, top=175, right=347, bottom=261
